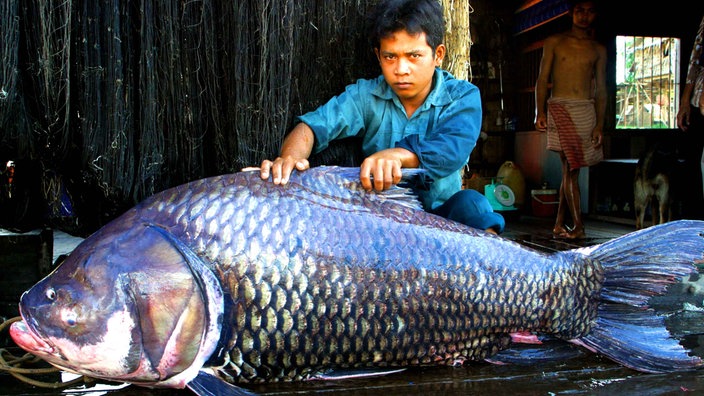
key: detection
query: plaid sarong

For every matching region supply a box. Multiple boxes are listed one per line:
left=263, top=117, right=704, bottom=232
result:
left=546, top=97, right=603, bottom=170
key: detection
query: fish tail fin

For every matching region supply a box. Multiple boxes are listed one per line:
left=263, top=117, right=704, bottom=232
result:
left=574, top=219, right=704, bottom=373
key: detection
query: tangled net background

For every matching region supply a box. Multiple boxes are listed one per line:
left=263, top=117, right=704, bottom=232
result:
left=0, top=0, right=380, bottom=236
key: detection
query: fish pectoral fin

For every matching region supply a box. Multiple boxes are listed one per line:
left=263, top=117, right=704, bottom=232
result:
left=310, top=367, right=407, bottom=381
left=187, top=370, right=259, bottom=396
left=489, top=339, right=585, bottom=365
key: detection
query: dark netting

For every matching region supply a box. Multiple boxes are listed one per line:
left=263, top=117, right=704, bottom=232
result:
left=0, top=0, right=21, bottom=146
left=21, top=0, right=73, bottom=163
left=76, top=0, right=134, bottom=209
left=0, top=0, right=414, bottom=235
left=0, top=0, right=73, bottom=232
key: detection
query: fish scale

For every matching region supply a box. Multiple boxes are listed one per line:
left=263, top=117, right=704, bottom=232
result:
left=141, top=170, right=600, bottom=382
left=198, top=183, right=587, bottom=381
left=161, top=177, right=600, bottom=380
left=9, top=166, right=704, bottom=394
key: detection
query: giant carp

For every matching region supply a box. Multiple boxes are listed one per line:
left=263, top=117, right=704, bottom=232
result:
left=8, top=166, right=704, bottom=395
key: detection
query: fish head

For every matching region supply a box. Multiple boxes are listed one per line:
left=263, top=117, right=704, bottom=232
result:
left=10, top=219, right=224, bottom=388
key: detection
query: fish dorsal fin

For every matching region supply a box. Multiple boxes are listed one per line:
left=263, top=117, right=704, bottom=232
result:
left=285, top=166, right=427, bottom=211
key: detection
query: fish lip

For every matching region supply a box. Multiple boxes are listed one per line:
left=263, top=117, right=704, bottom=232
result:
left=11, top=309, right=55, bottom=355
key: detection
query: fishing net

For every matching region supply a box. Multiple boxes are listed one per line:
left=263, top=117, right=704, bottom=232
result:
left=0, top=0, right=23, bottom=151
left=0, top=0, right=470, bottom=235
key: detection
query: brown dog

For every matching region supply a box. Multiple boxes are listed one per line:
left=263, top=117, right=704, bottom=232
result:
left=634, top=144, right=675, bottom=230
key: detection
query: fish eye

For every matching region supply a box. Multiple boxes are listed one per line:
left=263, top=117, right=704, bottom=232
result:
left=46, top=288, right=56, bottom=300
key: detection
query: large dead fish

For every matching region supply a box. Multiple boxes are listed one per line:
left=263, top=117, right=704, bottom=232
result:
left=8, top=166, right=704, bottom=395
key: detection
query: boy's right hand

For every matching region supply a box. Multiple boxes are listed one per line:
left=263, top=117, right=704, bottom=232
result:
left=260, top=157, right=310, bottom=185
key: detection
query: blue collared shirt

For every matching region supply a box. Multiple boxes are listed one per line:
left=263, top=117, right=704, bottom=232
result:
left=298, top=68, right=482, bottom=210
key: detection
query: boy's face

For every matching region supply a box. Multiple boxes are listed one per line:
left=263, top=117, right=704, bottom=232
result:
left=375, top=30, right=445, bottom=107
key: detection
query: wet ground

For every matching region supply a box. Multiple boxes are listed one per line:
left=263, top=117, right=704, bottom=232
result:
left=4, top=334, right=704, bottom=395
left=2, top=215, right=704, bottom=395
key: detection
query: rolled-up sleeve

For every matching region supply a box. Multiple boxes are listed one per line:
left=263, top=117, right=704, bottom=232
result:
left=395, top=83, right=481, bottom=181
left=297, top=82, right=369, bottom=154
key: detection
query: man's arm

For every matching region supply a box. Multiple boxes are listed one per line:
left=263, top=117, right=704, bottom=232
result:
left=363, top=82, right=481, bottom=192
left=259, top=122, right=314, bottom=185
left=260, top=80, right=371, bottom=185
left=359, top=147, right=419, bottom=191
left=395, top=81, right=482, bottom=177
left=677, top=83, right=694, bottom=131
left=534, top=36, right=556, bottom=131
left=678, top=17, right=704, bottom=131
left=592, top=43, right=607, bottom=146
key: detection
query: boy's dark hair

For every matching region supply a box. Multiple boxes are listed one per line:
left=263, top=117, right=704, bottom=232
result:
left=367, top=0, right=445, bottom=51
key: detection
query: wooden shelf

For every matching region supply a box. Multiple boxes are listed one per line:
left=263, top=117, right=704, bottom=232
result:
left=513, top=0, right=570, bottom=36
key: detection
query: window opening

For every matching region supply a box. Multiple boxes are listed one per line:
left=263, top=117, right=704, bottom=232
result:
left=615, top=36, right=681, bottom=129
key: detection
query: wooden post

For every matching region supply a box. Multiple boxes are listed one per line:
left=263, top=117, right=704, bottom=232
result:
left=442, top=0, right=470, bottom=81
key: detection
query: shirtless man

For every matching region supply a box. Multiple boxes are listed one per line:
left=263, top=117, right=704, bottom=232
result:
left=534, top=0, right=606, bottom=240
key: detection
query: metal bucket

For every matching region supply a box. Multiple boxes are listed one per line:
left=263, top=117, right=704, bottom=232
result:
left=531, top=189, right=558, bottom=217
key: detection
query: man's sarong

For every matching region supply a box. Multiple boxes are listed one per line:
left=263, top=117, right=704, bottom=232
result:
left=546, top=97, right=603, bottom=170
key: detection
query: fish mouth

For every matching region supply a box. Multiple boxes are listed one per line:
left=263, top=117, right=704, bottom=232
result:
left=9, top=313, right=55, bottom=356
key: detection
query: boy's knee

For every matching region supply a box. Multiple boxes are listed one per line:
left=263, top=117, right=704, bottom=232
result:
left=465, top=190, right=506, bottom=233
left=440, top=189, right=506, bottom=234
